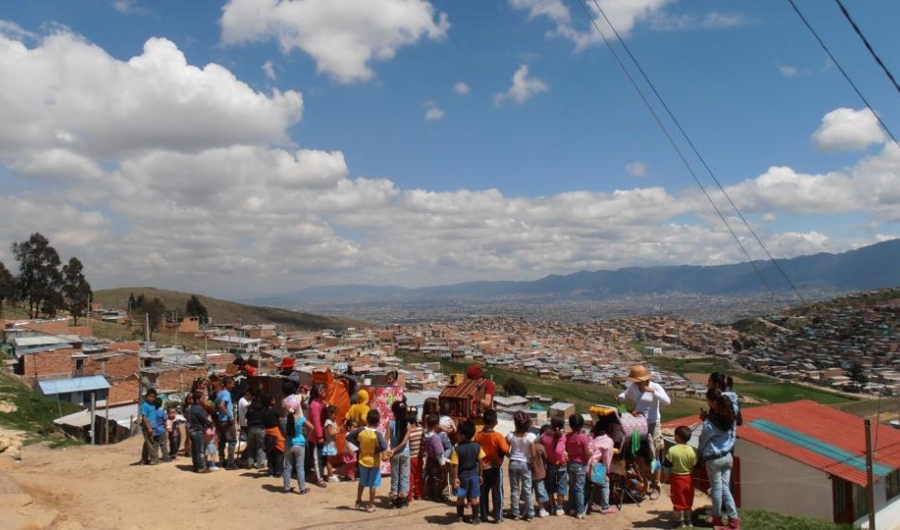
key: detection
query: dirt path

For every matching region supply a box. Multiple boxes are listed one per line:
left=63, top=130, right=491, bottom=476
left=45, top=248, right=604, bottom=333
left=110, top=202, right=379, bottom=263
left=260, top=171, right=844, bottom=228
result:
left=0, top=436, right=707, bottom=530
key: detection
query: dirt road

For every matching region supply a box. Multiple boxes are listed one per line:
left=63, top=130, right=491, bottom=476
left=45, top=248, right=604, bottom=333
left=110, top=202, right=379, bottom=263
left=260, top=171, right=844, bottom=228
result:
left=0, top=436, right=704, bottom=529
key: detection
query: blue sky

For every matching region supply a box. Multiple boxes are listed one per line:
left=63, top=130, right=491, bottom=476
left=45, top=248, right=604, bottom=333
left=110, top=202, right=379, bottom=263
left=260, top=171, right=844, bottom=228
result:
left=0, top=0, right=899, bottom=298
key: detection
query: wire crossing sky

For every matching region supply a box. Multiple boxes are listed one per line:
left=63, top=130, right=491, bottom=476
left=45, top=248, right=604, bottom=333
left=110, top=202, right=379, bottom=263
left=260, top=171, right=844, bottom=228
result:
left=0, top=0, right=898, bottom=298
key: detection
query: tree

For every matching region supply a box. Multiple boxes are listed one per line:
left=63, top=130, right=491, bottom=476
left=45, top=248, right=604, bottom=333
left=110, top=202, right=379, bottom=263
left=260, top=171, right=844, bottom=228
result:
left=11, top=233, right=63, bottom=318
left=128, top=292, right=136, bottom=312
left=39, top=290, right=64, bottom=318
left=849, top=362, right=868, bottom=385
left=185, top=294, right=209, bottom=324
left=503, top=377, right=528, bottom=397
left=134, top=297, right=166, bottom=339
left=0, top=261, right=15, bottom=318
left=62, top=257, right=92, bottom=326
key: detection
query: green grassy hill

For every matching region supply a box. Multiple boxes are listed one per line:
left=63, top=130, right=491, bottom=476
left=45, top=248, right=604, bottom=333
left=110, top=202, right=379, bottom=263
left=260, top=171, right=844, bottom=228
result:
left=93, top=287, right=371, bottom=331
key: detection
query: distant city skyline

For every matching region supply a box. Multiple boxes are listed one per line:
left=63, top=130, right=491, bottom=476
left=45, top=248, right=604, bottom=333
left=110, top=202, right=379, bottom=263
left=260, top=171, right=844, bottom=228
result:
left=0, top=1, right=899, bottom=299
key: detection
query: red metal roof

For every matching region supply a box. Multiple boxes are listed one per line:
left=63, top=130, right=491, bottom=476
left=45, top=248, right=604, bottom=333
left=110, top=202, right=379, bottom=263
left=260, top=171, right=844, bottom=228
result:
left=664, top=400, right=900, bottom=486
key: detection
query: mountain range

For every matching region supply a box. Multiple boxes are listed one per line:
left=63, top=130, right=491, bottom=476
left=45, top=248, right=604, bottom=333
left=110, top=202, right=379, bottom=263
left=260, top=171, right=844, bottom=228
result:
left=248, top=239, right=900, bottom=308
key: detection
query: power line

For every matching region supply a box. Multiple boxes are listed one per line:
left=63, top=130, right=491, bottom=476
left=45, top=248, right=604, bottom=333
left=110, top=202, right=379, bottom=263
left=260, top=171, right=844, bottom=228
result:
left=574, top=0, right=798, bottom=304
left=788, top=0, right=900, bottom=149
left=834, top=0, right=900, bottom=101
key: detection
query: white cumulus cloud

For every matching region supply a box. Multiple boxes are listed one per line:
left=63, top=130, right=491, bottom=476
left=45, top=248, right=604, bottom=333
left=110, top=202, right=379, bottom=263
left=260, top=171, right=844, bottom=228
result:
left=0, top=30, right=303, bottom=160
left=262, top=59, right=276, bottom=80
left=510, top=0, right=746, bottom=51
left=220, top=0, right=449, bottom=84
left=813, top=107, right=886, bottom=152
left=626, top=161, right=649, bottom=177
left=453, top=82, right=470, bottom=94
left=2, top=24, right=900, bottom=297
left=425, top=107, right=445, bottom=121
left=494, top=65, right=548, bottom=105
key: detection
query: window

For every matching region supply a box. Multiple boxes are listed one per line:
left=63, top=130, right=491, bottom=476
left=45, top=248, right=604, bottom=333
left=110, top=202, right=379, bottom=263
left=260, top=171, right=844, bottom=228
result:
left=75, top=359, right=85, bottom=370
left=887, top=469, right=900, bottom=501
left=853, top=482, right=868, bottom=521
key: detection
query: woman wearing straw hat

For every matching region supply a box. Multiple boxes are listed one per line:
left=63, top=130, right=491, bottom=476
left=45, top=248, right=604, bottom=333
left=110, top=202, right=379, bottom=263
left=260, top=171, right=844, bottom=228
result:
left=616, top=364, right=671, bottom=489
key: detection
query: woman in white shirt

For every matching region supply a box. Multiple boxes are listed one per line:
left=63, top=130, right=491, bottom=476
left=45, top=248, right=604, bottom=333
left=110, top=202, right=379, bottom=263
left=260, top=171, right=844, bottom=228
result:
left=616, top=364, right=671, bottom=488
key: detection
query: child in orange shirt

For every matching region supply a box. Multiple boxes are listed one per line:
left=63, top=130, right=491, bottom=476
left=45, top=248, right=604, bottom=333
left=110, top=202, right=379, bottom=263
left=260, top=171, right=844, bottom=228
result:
left=474, top=409, right=510, bottom=523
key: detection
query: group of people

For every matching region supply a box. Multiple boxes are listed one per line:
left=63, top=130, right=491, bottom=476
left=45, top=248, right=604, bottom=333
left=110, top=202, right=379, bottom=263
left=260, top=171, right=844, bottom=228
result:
left=139, top=363, right=742, bottom=528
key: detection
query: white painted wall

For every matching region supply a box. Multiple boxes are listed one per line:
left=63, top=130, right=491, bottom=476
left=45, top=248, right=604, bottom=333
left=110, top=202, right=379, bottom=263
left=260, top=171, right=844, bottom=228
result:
left=737, top=439, right=833, bottom=521
left=858, top=496, right=900, bottom=530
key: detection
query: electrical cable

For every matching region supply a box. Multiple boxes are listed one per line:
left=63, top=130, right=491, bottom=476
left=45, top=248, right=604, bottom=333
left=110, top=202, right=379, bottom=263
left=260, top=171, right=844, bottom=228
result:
left=568, top=2, right=782, bottom=302
left=788, top=0, right=900, bottom=150
left=583, top=0, right=807, bottom=305
left=834, top=0, right=900, bottom=101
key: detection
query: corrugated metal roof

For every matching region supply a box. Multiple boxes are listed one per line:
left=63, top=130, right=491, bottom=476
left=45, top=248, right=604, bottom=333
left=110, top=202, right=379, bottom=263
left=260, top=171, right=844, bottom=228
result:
left=13, top=336, right=72, bottom=348
left=664, top=400, right=900, bottom=487
left=53, top=403, right=139, bottom=428
left=37, top=376, right=110, bottom=395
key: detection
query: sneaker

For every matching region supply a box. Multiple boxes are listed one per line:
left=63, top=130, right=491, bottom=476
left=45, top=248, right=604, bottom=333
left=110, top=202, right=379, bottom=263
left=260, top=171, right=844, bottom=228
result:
left=523, top=515, right=533, bottom=522
left=471, top=517, right=481, bottom=525
left=576, top=513, right=586, bottom=520
left=554, top=508, right=565, bottom=517
left=328, top=475, right=340, bottom=483
left=600, top=507, right=618, bottom=515
left=458, top=516, right=466, bottom=524
left=209, top=465, right=221, bottom=471
left=538, top=509, right=550, bottom=518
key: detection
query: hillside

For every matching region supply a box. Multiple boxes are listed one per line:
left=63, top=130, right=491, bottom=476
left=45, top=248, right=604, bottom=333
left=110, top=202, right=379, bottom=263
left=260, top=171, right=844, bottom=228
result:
left=93, top=287, right=371, bottom=331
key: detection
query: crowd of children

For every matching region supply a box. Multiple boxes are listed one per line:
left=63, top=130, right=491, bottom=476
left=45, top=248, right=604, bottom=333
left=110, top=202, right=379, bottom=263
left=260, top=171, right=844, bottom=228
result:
left=138, top=366, right=741, bottom=528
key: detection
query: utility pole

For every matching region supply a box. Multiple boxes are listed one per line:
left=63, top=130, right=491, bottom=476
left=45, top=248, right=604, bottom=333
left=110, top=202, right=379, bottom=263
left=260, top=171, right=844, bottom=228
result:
left=90, top=392, right=96, bottom=446
left=865, top=419, right=877, bottom=530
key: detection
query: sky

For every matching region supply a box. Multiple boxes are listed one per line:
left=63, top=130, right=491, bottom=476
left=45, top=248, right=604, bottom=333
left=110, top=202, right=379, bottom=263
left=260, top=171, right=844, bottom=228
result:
left=1, top=0, right=899, bottom=300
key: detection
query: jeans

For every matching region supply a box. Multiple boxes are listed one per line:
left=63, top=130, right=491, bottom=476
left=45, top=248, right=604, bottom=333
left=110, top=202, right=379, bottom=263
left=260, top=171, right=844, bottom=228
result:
left=567, top=462, right=587, bottom=516
left=141, top=428, right=159, bottom=464
left=481, top=467, right=505, bottom=521
left=534, top=478, right=549, bottom=503
left=154, top=433, right=170, bottom=461
left=244, top=427, right=266, bottom=467
left=284, top=443, right=307, bottom=491
left=189, top=430, right=206, bottom=471
left=169, top=427, right=181, bottom=456
left=706, top=454, right=738, bottom=519
left=586, top=477, right=611, bottom=510
left=508, top=460, right=534, bottom=518
left=391, top=451, right=411, bottom=497
left=217, top=420, right=236, bottom=464
left=546, top=463, right=569, bottom=504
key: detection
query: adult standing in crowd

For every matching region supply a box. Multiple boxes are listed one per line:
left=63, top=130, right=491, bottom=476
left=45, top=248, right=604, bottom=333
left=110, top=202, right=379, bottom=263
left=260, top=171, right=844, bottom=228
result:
left=708, top=372, right=742, bottom=427
left=465, top=364, right=495, bottom=411
left=616, top=364, right=670, bottom=488
left=698, top=388, right=739, bottom=530
left=215, top=377, right=238, bottom=470
left=279, top=356, right=300, bottom=387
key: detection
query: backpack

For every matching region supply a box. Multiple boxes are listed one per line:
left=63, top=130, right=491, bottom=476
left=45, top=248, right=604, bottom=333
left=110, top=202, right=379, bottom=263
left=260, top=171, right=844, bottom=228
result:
left=590, top=462, right=607, bottom=485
